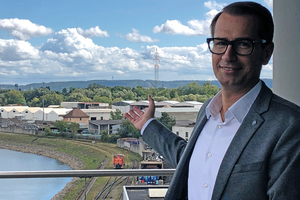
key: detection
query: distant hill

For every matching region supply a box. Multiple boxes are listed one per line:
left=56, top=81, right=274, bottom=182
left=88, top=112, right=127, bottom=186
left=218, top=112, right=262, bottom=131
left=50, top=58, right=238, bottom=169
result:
left=0, top=79, right=273, bottom=92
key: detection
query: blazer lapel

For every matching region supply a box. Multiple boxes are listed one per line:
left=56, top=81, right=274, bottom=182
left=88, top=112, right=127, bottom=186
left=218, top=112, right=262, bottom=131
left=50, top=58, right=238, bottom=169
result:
left=212, top=82, right=272, bottom=200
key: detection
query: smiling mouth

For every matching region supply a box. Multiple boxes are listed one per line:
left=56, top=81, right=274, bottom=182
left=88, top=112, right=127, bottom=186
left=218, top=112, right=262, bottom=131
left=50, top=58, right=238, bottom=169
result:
left=220, top=66, right=241, bottom=71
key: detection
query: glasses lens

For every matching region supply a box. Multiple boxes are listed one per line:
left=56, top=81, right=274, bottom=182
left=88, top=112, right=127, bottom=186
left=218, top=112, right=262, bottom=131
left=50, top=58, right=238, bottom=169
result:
left=209, top=39, right=227, bottom=54
left=233, top=40, right=253, bottom=55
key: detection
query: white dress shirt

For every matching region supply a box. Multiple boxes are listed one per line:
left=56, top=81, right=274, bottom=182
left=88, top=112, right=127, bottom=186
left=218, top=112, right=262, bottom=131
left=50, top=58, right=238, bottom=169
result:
left=188, top=81, right=262, bottom=200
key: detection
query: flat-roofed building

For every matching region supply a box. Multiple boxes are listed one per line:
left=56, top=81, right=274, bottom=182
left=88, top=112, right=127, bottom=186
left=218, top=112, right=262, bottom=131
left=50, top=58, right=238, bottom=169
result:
left=89, top=119, right=122, bottom=134
left=155, top=101, right=180, bottom=108
left=172, top=101, right=203, bottom=109
left=172, top=120, right=195, bottom=141
left=112, top=101, right=136, bottom=114
left=82, top=108, right=115, bottom=121
left=155, top=107, right=200, bottom=122
left=61, top=102, right=109, bottom=109
left=130, top=100, right=153, bottom=110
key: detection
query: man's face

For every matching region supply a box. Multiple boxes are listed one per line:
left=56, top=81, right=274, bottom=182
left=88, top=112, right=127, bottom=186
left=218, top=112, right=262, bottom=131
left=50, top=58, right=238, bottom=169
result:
left=212, top=13, right=272, bottom=92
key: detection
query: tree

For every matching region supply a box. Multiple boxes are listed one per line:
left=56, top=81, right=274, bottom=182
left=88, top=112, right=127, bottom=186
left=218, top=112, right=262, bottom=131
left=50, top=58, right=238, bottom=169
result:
left=200, top=82, right=220, bottom=97
left=42, top=93, right=64, bottom=107
left=66, top=92, right=86, bottom=102
left=101, top=130, right=108, bottom=142
left=157, top=112, right=176, bottom=130
left=186, top=81, right=202, bottom=95
left=87, top=83, right=105, bottom=89
left=169, top=89, right=179, bottom=99
left=80, top=96, right=93, bottom=102
left=110, top=109, right=123, bottom=120
left=62, top=88, right=68, bottom=96
left=118, top=120, right=140, bottom=138
left=69, top=87, right=76, bottom=94
left=93, top=88, right=112, bottom=99
left=152, top=96, right=168, bottom=102
left=6, top=90, right=25, bottom=105
left=44, top=126, right=52, bottom=135
left=0, top=93, right=7, bottom=106
left=132, top=86, right=147, bottom=99
left=93, top=95, right=111, bottom=104
left=68, top=122, right=79, bottom=135
left=28, top=97, right=41, bottom=107
left=54, top=121, right=69, bottom=133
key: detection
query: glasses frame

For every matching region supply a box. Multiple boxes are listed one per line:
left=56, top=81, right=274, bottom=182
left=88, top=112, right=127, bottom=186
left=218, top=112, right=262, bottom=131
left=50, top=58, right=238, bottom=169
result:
left=206, top=37, right=267, bottom=56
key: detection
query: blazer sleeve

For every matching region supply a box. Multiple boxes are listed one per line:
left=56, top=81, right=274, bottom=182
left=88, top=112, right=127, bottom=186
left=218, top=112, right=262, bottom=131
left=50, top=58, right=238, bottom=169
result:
left=267, top=117, right=300, bottom=199
left=142, top=99, right=210, bottom=169
left=142, top=119, right=187, bottom=168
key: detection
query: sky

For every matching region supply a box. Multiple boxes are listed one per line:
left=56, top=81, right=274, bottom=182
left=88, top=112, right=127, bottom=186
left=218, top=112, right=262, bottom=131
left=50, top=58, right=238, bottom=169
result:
left=0, top=0, right=273, bottom=85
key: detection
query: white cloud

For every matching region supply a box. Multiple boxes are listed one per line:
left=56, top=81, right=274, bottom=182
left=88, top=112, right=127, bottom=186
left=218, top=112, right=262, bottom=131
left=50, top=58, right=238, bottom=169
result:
left=264, top=0, right=273, bottom=8
left=125, top=28, right=159, bottom=43
left=153, top=20, right=206, bottom=36
left=0, top=39, right=39, bottom=61
left=204, top=1, right=226, bottom=10
left=0, top=18, right=53, bottom=40
left=152, top=1, right=224, bottom=37
left=116, top=70, right=125, bottom=74
left=77, top=26, right=109, bottom=38
left=40, top=28, right=97, bottom=54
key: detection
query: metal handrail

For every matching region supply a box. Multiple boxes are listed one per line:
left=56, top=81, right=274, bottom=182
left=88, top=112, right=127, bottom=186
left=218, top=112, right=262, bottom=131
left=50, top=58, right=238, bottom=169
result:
left=0, top=169, right=175, bottom=179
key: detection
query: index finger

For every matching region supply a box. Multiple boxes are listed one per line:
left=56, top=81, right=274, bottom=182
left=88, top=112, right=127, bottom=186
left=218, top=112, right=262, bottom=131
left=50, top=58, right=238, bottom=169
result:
left=133, top=106, right=144, bottom=116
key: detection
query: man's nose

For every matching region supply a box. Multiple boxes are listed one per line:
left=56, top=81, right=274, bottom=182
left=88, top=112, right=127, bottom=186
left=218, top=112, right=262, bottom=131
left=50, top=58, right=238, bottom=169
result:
left=221, top=45, right=237, bottom=61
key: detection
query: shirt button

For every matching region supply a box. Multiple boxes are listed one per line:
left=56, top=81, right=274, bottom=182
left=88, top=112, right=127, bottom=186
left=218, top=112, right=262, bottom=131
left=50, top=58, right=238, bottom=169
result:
left=207, top=153, right=212, bottom=157
left=203, top=184, right=208, bottom=188
left=218, top=125, right=223, bottom=129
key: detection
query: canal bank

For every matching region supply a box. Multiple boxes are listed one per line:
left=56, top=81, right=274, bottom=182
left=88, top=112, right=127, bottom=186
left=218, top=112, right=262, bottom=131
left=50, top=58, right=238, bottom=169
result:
left=0, top=132, right=143, bottom=199
left=0, top=138, right=86, bottom=200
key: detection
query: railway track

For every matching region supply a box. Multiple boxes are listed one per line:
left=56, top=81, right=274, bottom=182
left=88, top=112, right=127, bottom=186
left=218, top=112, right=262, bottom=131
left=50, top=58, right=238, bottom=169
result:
left=72, top=139, right=140, bottom=200
left=75, top=158, right=109, bottom=200
left=94, top=160, right=139, bottom=200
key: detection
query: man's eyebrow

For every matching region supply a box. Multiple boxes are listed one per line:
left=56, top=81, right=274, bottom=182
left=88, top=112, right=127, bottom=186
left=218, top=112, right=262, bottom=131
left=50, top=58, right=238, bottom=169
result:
left=213, top=37, right=253, bottom=41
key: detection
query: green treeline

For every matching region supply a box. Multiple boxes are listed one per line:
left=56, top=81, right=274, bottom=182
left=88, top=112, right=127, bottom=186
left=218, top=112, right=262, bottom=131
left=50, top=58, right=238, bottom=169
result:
left=0, top=81, right=220, bottom=107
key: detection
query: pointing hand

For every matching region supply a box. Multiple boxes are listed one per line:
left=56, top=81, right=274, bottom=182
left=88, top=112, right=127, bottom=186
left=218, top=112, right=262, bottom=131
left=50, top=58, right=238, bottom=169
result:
left=125, top=95, right=155, bottom=130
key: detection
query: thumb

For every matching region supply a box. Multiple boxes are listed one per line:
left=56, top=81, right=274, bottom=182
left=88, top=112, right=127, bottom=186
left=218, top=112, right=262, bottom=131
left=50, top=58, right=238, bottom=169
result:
left=147, top=95, right=155, bottom=118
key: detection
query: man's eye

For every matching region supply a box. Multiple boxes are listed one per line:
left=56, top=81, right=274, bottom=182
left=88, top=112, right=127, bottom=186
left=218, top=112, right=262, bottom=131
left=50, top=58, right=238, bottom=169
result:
left=215, top=41, right=227, bottom=46
left=236, top=41, right=251, bottom=48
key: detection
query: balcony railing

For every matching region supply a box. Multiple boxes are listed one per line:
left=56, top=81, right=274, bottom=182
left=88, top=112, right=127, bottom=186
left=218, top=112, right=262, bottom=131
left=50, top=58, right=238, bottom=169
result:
left=0, top=169, right=175, bottom=179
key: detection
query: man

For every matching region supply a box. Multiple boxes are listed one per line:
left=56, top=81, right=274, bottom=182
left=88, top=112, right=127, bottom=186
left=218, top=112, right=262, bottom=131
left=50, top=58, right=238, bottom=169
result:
left=125, top=2, right=300, bottom=199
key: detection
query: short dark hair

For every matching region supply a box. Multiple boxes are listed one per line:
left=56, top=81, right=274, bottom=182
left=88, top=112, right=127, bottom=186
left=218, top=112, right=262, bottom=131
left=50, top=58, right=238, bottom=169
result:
left=210, top=1, right=274, bottom=42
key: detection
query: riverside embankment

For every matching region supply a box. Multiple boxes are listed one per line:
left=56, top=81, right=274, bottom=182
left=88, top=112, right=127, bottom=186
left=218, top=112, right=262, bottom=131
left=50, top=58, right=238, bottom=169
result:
left=0, top=132, right=142, bottom=200
left=0, top=133, right=86, bottom=200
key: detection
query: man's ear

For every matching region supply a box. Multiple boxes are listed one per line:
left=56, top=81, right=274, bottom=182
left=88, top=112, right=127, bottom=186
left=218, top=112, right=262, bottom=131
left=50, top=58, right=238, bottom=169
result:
left=262, top=42, right=274, bottom=65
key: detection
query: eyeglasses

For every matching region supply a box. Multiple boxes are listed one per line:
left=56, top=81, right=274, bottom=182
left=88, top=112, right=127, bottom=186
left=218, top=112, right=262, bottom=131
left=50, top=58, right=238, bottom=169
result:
left=207, top=38, right=267, bottom=56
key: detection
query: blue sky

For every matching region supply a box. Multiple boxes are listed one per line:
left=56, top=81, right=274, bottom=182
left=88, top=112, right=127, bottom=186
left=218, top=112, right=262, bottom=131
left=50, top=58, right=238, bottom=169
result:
left=0, top=0, right=273, bottom=85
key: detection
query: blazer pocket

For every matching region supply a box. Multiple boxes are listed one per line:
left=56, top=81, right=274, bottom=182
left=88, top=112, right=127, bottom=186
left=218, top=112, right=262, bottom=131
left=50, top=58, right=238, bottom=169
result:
left=232, top=161, right=264, bottom=174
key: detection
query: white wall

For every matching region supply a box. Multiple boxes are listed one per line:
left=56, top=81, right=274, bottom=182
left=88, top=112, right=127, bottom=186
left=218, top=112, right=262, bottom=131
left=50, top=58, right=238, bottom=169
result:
left=273, top=0, right=300, bottom=106
left=172, top=126, right=194, bottom=141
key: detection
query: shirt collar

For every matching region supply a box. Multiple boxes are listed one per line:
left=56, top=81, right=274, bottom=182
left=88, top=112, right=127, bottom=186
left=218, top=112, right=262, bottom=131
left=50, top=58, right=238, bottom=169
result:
left=206, top=80, right=262, bottom=123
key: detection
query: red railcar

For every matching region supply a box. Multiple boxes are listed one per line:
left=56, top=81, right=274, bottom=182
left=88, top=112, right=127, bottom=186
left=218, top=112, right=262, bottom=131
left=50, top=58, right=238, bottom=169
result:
left=113, top=154, right=125, bottom=169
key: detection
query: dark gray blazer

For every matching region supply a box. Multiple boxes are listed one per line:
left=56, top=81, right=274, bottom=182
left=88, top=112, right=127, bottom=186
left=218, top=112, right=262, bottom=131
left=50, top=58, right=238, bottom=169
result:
left=143, top=81, right=300, bottom=200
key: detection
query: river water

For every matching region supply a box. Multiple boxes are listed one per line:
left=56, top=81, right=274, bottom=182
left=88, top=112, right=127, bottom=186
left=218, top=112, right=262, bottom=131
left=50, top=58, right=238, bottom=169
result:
left=0, top=148, right=72, bottom=200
